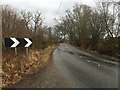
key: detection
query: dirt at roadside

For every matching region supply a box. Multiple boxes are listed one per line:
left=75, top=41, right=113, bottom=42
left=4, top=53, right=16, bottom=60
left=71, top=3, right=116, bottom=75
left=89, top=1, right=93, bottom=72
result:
left=10, top=59, right=71, bottom=88
left=2, top=45, right=56, bottom=88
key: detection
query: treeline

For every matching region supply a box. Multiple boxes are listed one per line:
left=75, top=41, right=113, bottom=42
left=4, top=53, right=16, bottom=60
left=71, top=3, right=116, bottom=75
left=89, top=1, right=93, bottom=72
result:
left=2, top=5, right=58, bottom=87
left=54, top=2, right=120, bottom=58
left=2, top=5, right=58, bottom=50
left=2, top=3, right=120, bottom=58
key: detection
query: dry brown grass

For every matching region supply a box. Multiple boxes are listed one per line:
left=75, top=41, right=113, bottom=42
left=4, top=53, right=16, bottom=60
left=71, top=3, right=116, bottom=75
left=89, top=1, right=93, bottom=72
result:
left=2, top=45, right=56, bottom=88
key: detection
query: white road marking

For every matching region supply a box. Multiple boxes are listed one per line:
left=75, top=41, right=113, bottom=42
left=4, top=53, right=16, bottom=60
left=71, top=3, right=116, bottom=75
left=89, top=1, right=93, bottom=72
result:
left=65, top=44, right=73, bottom=53
left=97, top=64, right=101, bottom=67
left=79, top=56, right=82, bottom=58
left=65, top=44, right=68, bottom=49
left=87, top=60, right=90, bottom=62
left=86, top=60, right=101, bottom=67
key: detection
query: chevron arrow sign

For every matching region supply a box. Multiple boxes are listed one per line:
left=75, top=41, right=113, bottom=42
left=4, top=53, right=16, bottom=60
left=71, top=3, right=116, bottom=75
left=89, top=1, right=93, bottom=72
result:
left=5, top=38, right=32, bottom=48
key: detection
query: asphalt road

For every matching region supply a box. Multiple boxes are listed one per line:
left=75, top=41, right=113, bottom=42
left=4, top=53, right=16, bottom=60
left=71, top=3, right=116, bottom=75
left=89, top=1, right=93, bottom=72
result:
left=11, top=43, right=119, bottom=88
left=53, top=43, right=118, bottom=88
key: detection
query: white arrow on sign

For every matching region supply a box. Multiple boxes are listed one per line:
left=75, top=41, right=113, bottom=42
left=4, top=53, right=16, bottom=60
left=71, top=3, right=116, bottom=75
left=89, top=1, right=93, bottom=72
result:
left=10, top=38, right=20, bottom=48
left=24, top=38, right=32, bottom=47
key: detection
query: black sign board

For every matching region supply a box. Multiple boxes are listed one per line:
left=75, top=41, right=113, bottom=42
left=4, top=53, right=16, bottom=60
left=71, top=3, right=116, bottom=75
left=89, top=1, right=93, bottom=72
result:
left=5, top=38, right=32, bottom=48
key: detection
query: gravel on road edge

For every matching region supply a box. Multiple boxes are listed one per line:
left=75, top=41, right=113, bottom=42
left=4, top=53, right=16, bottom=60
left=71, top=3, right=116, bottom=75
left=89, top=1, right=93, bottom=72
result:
left=8, top=54, right=71, bottom=88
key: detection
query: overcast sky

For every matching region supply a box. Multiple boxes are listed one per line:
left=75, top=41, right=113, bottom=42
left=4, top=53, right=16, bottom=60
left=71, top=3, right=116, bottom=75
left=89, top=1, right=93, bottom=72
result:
left=1, top=0, right=96, bottom=26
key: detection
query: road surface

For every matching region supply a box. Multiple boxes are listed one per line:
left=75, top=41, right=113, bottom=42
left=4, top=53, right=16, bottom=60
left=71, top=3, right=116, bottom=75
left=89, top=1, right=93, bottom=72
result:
left=11, top=43, right=118, bottom=88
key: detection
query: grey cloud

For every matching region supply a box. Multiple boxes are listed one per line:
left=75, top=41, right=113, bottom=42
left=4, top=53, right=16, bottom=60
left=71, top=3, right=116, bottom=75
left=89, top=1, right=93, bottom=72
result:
left=2, top=0, right=96, bottom=26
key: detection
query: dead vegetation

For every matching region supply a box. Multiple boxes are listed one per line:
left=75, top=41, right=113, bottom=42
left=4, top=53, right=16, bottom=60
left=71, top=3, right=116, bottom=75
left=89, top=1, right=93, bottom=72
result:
left=1, top=5, right=58, bottom=88
left=2, top=45, right=56, bottom=87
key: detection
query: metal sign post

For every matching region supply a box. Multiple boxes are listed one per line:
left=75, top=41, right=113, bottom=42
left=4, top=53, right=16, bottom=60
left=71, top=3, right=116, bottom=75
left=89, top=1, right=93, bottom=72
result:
left=26, top=48, right=29, bottom=56
left=15, top=48, right=17, bottom=55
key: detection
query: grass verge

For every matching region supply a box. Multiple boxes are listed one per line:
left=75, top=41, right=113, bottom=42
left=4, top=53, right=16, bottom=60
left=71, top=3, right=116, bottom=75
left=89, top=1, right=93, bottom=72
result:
left=2, top=45, right=56, bottom=88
